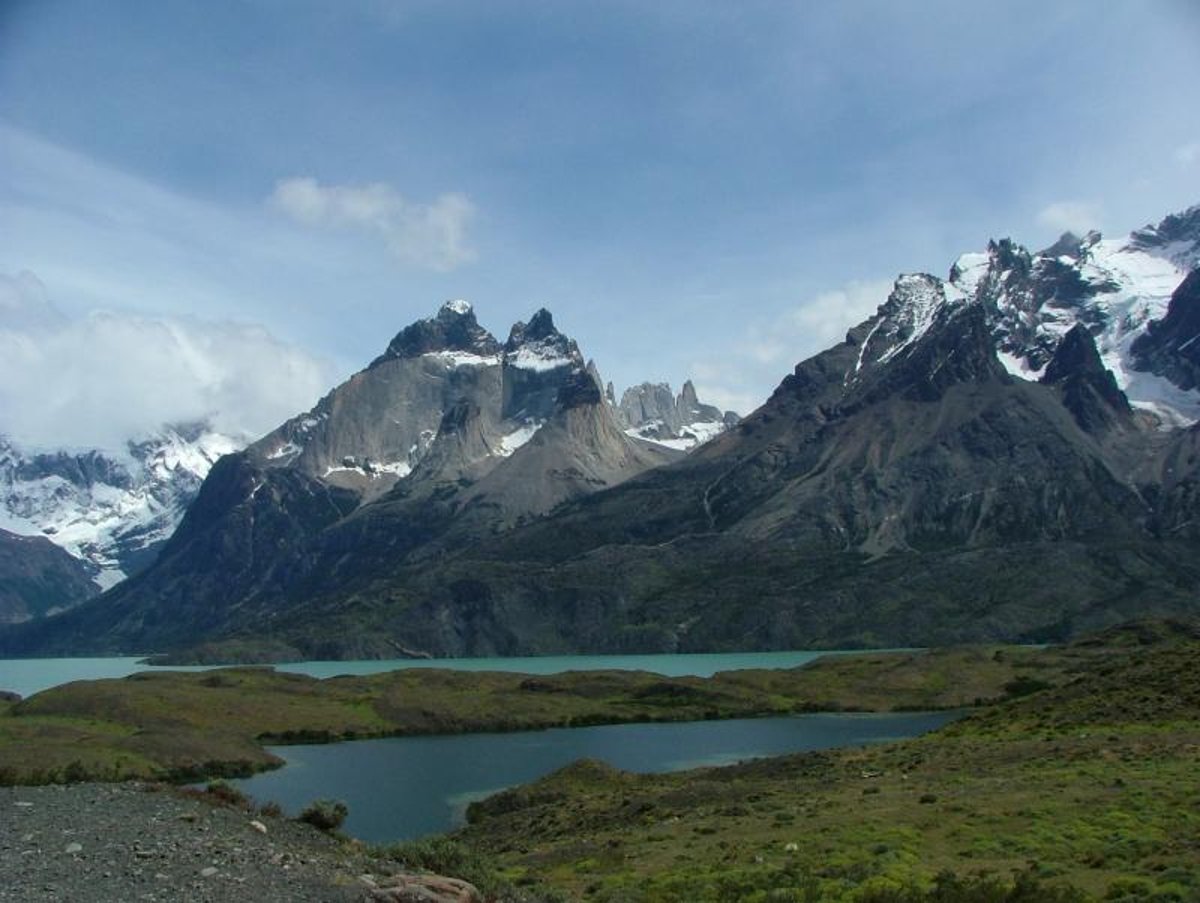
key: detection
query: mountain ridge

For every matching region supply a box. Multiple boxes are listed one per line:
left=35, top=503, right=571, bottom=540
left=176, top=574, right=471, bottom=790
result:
left=3, top=204, right=1199, bottom=658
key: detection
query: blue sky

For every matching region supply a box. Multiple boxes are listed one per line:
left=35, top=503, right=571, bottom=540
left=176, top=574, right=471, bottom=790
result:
left=2, top=0, right=1199, bottom=446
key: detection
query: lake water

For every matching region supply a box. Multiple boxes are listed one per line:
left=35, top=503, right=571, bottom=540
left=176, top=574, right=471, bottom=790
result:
left=232, top=711, right=959, bottom=843
left=0, top=649, right=864, bottom=699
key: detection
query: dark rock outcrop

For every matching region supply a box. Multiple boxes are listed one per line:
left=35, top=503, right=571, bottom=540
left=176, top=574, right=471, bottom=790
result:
left=1041, top=324, right=1133, bottom=433
left=1131, top=269, right=1200, bottom=392
left=0, top=528, right=99, bottom=623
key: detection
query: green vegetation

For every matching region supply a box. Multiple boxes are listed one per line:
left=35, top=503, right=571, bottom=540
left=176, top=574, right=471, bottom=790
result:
left=444, top=631, right=1200, bottom=901
left=299, top=798, right=349, bottom=832
left=0, top=642, right=1096, bottom=785
left=2, top=620, right=1197, bottom=900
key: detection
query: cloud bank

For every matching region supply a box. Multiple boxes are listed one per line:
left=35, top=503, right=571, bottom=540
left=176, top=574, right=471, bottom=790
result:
left=271, top=177, right=476, bottom=272
left=0, top=271, right=336, bottom=453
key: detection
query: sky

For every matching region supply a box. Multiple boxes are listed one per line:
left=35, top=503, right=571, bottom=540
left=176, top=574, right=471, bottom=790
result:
left=2, top=0, right=1199, bottom=450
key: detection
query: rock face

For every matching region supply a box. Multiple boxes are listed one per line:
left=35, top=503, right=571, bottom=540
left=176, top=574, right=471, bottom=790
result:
left=2, top=303, right=677, bottom=654
left=1040, top=324, right=1134, bottom=434
left=0, top=528, right=99, bottom=623
left=1131, top=268, right=1200, bottom=393
left=615, top=380, right=738, bottom=450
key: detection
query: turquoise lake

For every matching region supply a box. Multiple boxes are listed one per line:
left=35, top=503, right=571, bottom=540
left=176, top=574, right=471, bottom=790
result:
left=0, top=649, right=862, bottom=699
left=233, top=711, right=959, bottom=843
left=1, top=651, right=953, bottom=845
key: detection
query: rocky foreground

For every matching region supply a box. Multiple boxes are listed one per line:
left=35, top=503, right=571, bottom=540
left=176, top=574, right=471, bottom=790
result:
left=0, top=783, right=480, bottom=902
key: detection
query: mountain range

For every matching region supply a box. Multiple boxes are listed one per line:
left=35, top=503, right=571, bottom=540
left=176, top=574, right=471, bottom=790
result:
left=3, top=205, right=1198, bottom=659
left=0, top=304, right=735, bottom=629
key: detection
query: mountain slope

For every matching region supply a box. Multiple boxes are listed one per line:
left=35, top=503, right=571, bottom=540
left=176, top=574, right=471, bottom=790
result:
left=2, top=304, right=686, bottom=653
left=4, top=207, right=1199, bottom=658
left=0, top=528, right=99, bottom=623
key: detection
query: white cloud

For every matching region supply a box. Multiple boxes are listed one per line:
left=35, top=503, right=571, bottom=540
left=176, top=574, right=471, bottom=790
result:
left=1036, top=200, right=1103, bottom=236
left=0, top=271, right=335, bottom=453
left=270, top=177, right=476, bottom=271
left=690, top=278, right=893, bottom=417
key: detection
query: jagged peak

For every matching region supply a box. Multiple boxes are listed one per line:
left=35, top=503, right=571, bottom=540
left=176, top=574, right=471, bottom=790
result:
left=505, top=308, right=563, bottom=348
left=1041, top=324, right=1108, bottom=385
left=1040, top=323, right=1132, bottom=431
left=373, top=300, right=500, bottom=366
left=504, top=308, right=581, bottom=372
left=1129, top=204, right=1200, bottom=251
left=843, top=291, right=1005, bottom=408
left=679, top=379, right=699, bottom=408
left=869, top=273, right=967, bottom=364
left=1038, top=231, right=1101, bottom=261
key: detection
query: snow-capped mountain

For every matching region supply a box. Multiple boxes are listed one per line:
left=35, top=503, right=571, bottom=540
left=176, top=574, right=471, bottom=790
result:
left=612, top=380, right=739, bottom=451
left=5, top=302, right=685, bottom=648
left=0, top=424, right=242, bottom=590
left=947, top=204, right=1200, bottom=426
left=7, top=205, right=1197, bottom=658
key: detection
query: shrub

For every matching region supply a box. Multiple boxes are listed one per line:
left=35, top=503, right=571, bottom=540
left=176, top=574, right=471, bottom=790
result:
left=204, top=780, right=250, bottom=808
left=299, top=798, right=348, bottom=832
left=1003, top=676, right=1053, bottom=698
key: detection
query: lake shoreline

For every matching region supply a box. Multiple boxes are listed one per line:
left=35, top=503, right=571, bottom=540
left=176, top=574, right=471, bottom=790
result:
left=1, top=641, right=1098, bottom=788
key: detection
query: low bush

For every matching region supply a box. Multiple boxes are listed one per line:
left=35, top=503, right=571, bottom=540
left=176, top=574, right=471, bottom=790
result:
left=299, top=798, right=348, bottom=832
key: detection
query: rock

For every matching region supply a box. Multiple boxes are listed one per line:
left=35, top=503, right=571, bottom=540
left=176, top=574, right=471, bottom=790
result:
left=14, top=801, right=33, bottom=808
left=248, top=819, right=267, bottom=834
left=200, top=866, right=219, bottom=878
left=64, top=843, right=82, bottom=854
left=371, top=872, right=483, bottom=902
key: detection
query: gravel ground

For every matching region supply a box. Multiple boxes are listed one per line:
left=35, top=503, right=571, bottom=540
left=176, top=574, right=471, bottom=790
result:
left=1, top=783, right=384, bottom=902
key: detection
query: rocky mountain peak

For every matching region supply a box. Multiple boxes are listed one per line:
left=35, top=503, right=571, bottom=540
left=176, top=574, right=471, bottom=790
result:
left=503, top=309, right=582, bottom=372
left=849, top=298, right=1006, bottom=407
left=679, top=380, right=700, bottom=410
left=854, top=274, right=968, bottom=374
left=1040, top=324, right=1132, bottom=433
left=1130, top=205, right=1200, bottom=260
left=1130, top=268, right=1200, bottom=394
left=374, top=300, right=500, bottom=365
left=1038, top=231, right=1100, bottom=261
left=1042, top=324, right=1110, bottom=384
left=615, top=380, right=738, bottom=450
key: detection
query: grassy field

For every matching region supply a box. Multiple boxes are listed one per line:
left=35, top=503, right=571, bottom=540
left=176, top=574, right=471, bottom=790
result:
left=437, top=629, right=1200, bottom=901
left=0, top=638, right=1113, bottom=785
left=3, top=622, right=1198, bottom=900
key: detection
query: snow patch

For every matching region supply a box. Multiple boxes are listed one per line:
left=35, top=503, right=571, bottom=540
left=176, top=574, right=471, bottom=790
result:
left=506, top=347, right=576, bottom=372
left=876, top=275, right=957, bottom=365
left=443, top=299, right=472, bottom=316
left=496, top=421, right=543, bottom=457
left=424, top=350, right=501, bottom=368
left=996, top=351, right=1046, bottom=381
left=950, top=252, right=990, bottom=299
left=267, top=441, right=301, bottom=461
left=626, top=419, right=724, bottom=451
left=93, top=568, right=126, bottom=592
left=322, top=459, right=413, bottom=480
